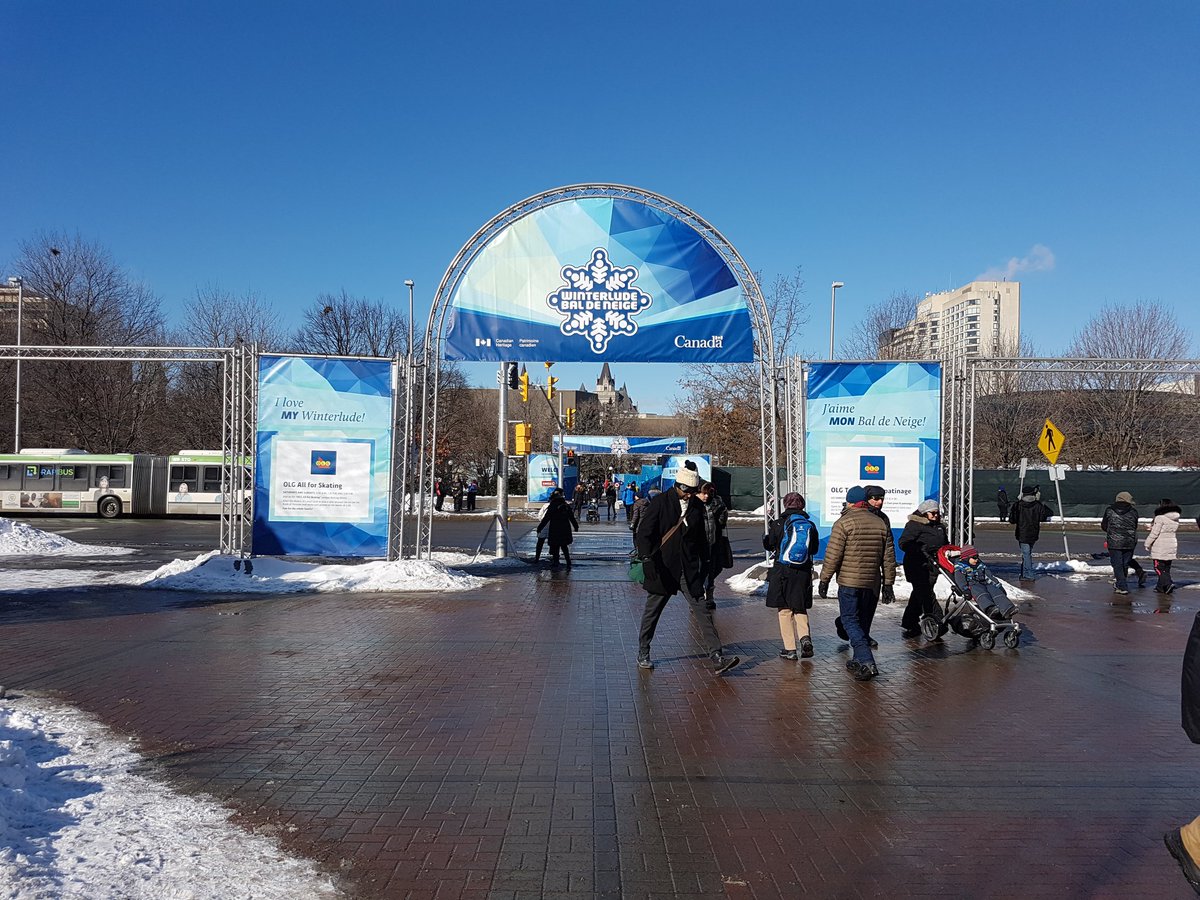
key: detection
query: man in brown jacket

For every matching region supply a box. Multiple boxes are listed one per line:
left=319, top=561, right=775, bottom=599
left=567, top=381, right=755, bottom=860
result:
left=819, top=485, right=897, bottom=681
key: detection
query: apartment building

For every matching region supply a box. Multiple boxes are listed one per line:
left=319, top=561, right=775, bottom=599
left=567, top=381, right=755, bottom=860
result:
left=883, top=281, right=1020, bottom=359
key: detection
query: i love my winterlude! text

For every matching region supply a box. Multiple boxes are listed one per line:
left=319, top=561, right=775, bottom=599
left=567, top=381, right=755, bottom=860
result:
left=273, top=397, right=367, bottom=424
left=819, top=402, right=928, bottom=430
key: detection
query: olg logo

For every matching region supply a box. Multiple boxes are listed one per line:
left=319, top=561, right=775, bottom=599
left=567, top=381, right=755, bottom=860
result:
left=859, top=456, right=885, bottom=479
left=311, top=451, right=337, bottom=475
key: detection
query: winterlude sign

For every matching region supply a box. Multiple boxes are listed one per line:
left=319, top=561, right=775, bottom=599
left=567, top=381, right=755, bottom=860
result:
left=253, top=355, right=394, bottom=557
left=444, top=195, right=755, bottom=363
left=804, top=362, right=942, bottom=559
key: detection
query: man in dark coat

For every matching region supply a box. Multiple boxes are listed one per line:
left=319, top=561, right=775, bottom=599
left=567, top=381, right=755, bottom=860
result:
left=1101, top=491, right=1140, bottom=595
left=898, top=499, right=948, bottom=639
left=537, top=489, right=579, bottom=566
left=997, top=487, right=1010, bottom=522
left=635, top=466, right=739, bottom=674
left=1009, top=484, right=1053, bottom=580
left=1165, top=610, right=1200, bottom=892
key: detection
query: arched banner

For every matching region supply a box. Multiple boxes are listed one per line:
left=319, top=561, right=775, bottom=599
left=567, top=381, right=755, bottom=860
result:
left=444, top=196, right=755, bottom=363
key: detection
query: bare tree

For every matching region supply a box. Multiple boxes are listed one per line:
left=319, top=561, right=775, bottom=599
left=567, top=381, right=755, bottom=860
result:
left=839, top=291, right=921, bottom=360
left=4, top=232, right=166, bottom=452
left=1059, top=301, right=1195, bottom=469
left=674, top=268, right=809, bottom=465
left=291, top=290, right=412, bottom=357
left=972, top=334, right=1047, bottom=468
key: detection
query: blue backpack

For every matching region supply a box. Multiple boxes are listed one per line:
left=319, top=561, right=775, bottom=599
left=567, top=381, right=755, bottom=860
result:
left=777, top=513, right=815, bottom=567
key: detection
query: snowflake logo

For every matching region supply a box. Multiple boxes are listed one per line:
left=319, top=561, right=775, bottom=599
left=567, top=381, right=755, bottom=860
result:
left=545, top=248, right=653, bottom=354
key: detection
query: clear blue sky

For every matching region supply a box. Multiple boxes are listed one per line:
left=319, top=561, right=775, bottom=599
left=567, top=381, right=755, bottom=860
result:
left=3, top=1, right=1197, bottom=413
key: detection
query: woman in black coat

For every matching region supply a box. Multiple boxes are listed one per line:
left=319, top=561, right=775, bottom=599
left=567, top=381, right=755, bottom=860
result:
left=537, top=490, right=579, bottom=566
left=898, top=500, right=948, bottom=639
left=1166, top=610, right=1200, bottom=892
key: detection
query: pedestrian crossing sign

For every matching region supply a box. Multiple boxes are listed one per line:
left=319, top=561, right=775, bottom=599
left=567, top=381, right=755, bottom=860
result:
left=1038, top=418, right=1065, bottom=465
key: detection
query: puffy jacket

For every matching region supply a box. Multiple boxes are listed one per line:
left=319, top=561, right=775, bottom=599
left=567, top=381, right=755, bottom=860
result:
left=1145, top=505, right=1181, bottom=561
left=1010, top=494, right=1052, bottom=544
left=898, top=513, right=948, bottom=585
left=1101, top=501, right=1139, bottom=551
left=821, top=504, right=896, bottom=589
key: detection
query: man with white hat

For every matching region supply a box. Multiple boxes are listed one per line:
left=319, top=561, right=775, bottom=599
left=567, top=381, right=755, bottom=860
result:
left=634, top=465, right=740, bottom=675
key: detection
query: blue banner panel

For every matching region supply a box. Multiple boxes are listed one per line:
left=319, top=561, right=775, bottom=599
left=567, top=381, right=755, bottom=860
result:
left=805, top=362, right=942, bottom=560
left=253, top=355, right=394, bottom=557
left=445, top=197, right=754, bottom=363
left=639, top=465, right=664, bottom=492
left=551, top=435, right=688, bottom=455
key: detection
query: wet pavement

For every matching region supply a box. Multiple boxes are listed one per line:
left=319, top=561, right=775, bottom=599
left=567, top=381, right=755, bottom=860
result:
left=2, top=518, right=1200, bottom=898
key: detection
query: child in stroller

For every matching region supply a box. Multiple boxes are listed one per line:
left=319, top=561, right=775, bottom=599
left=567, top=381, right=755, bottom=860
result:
left=586, top=499, right=601, bottom=524
left=927, top=545, right=1023, bottom=649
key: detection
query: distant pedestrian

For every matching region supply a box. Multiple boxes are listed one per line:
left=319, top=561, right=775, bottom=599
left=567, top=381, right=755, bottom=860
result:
left=819, top=486, right=897, bottom=681
left=898, top=500, right=947, bottom=639
left=1009, top=484, right=1053, bottom=580
left=635, top=467, right=739, bottom=675
left=997, top=487, right=1010, bottom=522
left=573, top=483, right=586, bottom=517
left=536, top=489, right=578, bottom=566
left=697, top=481, right=731, bottom=610
left=1102, top=491, right=1140, bottom=595
left=623, top=481, right=638, bottom=523
left=605, top=481, right=617, bottom=521
left=763, top=492, right=819, bottom=660
left=1145, top=498, right=1181, bottom=594
left=1164, top=609, right=1200, bottom=893
left=452, top=479, right=465, bottom=513
left=434, top=478, right=446, bottom=512
left=466, top=479, right=478, bottom=511
left=629, top=488, right=656, bottom=545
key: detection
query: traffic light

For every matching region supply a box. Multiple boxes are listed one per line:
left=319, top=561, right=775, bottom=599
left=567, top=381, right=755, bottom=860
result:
left=506, top=362, right=519, bottom=390
left=566, top=448, right=576, bottom=465
left=514, top=423, right=531, bottom=455
left=546, top=375, right=558, bottom=401
left=518, top=369, right=530, bottom=402
left=565, top=407, right=575, bottom=430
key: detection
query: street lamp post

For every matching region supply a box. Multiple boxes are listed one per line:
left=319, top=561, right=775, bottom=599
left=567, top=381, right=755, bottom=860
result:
left=829, top=281, right=844, bottom=360
left=7, top=276, right=23, bottom=452
left=398, top=279, right=416, bottom=555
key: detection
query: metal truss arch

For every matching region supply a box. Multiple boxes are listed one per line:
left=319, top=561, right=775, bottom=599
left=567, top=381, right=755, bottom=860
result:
left=412, top=184, right=780, bottom=558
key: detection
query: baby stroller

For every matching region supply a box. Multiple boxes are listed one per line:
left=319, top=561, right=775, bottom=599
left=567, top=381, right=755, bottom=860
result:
left=922, top=545, right=1023, bottom=650
left=586, top=499, right=600, bottom=524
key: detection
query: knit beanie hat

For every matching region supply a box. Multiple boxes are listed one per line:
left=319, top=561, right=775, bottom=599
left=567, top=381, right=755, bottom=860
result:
left=782, top=492, right=805, bottom=510
left=845, top=485, right=866, bottom=504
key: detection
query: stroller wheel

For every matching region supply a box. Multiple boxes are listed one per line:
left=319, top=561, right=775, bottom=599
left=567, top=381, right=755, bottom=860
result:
left=920, top=617, right=942, bottom=641
left=979, top=630, right=997, bottom=650
left=1003, top=629, right=1020, bottom=649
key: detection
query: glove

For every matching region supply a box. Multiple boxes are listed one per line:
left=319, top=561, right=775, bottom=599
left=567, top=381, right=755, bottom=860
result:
left=881, top=585, right=895, bottom=604
left=818, top=581, right=829, bottom=599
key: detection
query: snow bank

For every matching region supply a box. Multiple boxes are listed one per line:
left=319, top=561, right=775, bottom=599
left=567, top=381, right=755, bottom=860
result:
left=0, top=695, right=341, bottom=899
left=0, top=519, right=133, bottom=557
left=136, top=550, right=486, bottom=593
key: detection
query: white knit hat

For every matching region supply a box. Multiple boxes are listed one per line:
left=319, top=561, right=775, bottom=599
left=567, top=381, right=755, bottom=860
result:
left=675, top=467, right=701, bottom=488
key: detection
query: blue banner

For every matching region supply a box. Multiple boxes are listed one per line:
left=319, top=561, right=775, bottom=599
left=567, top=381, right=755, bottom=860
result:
left=805, top=362, right=942, bottom=559
left=527, top=453, right=561, bottom=502
left=551, top=435, right=687, bottom=455
left=444, top=197, right=754, bottom=363
left=253, top=355, right=394, bottom=557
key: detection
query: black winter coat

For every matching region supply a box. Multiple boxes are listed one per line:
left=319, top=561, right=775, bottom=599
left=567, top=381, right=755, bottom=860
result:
left=1184, top=611, right=1200, bottom=744
left=635, top=487, right=708, bottom=598
left=1101, top=501, right=1138, bottom=550
left=898, top=513, right=948, bottom=585
left=1010, top=496, right=1052, bottom=544
left=538, top=498, right=578, bottom=547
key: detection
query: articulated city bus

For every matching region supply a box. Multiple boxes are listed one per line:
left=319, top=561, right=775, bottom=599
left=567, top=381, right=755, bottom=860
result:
left=0, top=449, right=247, bottom=518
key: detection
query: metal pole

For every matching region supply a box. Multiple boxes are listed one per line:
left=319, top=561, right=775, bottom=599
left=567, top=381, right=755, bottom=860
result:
left=798, top=359, right=808, bottom=494
left=829, top=281, right=844, bottom=360
left=12, top=276, right=22, bottom=452
left=557, top=393, right=564, bottom=493
left=397, top=280, right=415, bottom=557
left=1053, top=470, right=1071, bottom=559
left=496, top=362, right=509, bottom=559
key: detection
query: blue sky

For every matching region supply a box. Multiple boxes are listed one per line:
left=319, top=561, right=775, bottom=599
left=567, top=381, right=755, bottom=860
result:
left=3, top=1, right=1197, bottom=413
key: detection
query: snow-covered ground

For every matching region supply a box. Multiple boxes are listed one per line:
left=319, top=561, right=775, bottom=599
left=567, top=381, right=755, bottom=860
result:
left=0, top=518, right=134, bottom=557
left=0, top=693, right=342, bottom=899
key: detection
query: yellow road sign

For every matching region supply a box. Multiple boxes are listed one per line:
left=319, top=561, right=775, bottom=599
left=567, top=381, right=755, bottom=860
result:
left=1038, top=418, right=1065, bottom=465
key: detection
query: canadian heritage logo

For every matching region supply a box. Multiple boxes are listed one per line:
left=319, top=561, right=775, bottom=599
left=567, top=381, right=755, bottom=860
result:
left=545, top=248, right=652, bottom=354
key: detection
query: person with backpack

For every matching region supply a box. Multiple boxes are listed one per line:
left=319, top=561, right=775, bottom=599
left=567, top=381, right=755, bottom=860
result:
left=763, top=492, right=819, bottom=660
left=898, top=499, right=948, bottom=639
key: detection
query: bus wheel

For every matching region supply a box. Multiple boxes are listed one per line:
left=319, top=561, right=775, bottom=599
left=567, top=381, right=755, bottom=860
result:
left=98, top=496, right=122, bottom=519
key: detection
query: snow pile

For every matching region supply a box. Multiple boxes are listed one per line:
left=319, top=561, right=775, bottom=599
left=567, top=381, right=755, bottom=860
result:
left=430, top=550, right=529, bottom=569
left=0, top=519, right=133, bottom=557
left=136, top=550, right=486, bottom=593
left=0, top=695, right=341, bottom=899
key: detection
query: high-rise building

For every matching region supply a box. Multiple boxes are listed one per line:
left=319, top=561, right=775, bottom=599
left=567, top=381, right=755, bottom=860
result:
left=882, top=281, right=1020, bottom=360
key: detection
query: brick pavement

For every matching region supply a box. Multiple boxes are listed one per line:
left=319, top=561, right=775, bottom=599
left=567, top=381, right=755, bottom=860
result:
left=1, top=527, right=1199, bottom=898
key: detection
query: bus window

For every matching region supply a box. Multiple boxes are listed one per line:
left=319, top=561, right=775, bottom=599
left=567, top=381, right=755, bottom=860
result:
left=0, top=465, right=20, bottom=490
left=23, top=465, right=52, bottom=489
left=94, top=465, right=127, bottom=489
left=202, top=466, right=223, bottom=492
left=58, top=465, right=89, bottom=491
left=170, top=465, right=198, bottom=492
